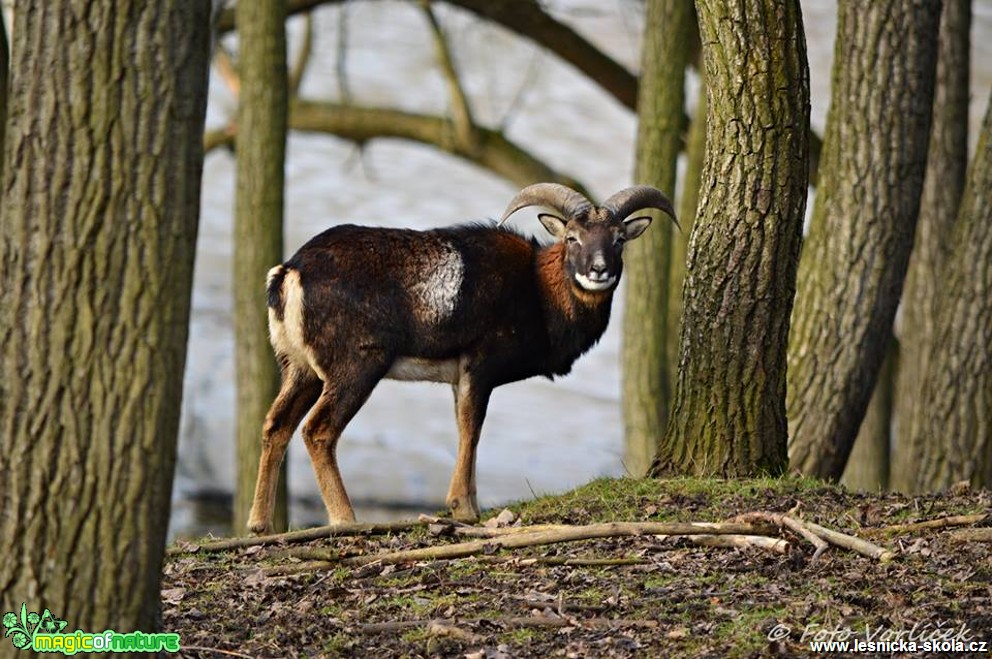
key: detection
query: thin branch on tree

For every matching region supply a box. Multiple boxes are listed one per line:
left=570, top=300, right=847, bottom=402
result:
left=217, top=0, right=324, bottom=34
left=289, top=12, right=315, bottom=96
left=334, top=3, right=353, bottom=103
left=498, top=48, right=544, bottom=133
left=204, top=126, right=237, bottom=153
left=204, top=99, right=592, bottom=196
left=166, top=520, right=421, bottom=555
left=419, top=0, right=477, bottom=151
left=214, top=0, right=823, bottom=183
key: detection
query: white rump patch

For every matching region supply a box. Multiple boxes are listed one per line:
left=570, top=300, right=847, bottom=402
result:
left=410, top=242, right=464, bottom=324
left=386, top=357, right=459, bottom=384
left=269, top=269, right=316, bottom=373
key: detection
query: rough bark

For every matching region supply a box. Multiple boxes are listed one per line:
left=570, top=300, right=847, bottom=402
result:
left=650, top=0, right=809, bottom=477
left=622, top=0, right=690, bottom=477
left=890, top=0, right=971, bottom=492
left=0, top=10, right=8, bottom=180
left=841, top=338, right=897, bottom=491
left=905, top=92, right=992, bottom=491
left=0, top=0, right=209, bottom=634
left=234, top=0, right=289, bottom=534
left=787, top=0, right=941, bottom=480
left=668, top=78, right=706, bottom=404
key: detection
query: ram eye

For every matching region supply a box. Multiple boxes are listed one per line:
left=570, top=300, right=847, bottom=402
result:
left=565, top=235, right=579, bottom=244
left=614, top=236, right=627, bottom=247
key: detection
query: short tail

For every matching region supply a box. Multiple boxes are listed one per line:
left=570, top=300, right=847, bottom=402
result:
left=267, top=265, right=288, bottom=321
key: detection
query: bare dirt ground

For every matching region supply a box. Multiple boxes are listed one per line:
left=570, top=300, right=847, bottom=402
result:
left=163, top=478, right=991, bottom=658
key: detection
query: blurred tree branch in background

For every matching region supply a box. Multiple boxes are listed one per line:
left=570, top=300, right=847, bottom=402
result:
left=214, top=0, right=821, bottom=183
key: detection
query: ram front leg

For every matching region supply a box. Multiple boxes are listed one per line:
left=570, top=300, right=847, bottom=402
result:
left=446, top=371, right=491, bottom=522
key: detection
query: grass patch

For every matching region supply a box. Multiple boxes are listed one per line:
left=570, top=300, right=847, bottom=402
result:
left=163, top=476, right=991, bottom=658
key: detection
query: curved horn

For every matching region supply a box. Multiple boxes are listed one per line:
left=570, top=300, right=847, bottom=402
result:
left=498, top=183, right=594, bottom=225
left=602, top=185, right=681, bottom=231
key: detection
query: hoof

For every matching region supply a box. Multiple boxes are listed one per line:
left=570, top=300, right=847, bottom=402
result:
left=448, top=495, right=480, bottom=523
left=247, top=518, right=271, bottom=536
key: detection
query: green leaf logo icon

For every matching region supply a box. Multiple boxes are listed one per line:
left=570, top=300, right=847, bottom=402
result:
left=3, top=604, right=67, bottom=651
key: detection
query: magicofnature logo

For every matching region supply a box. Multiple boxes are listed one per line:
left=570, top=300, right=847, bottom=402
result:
left=3, top=604, right=180, bottom=654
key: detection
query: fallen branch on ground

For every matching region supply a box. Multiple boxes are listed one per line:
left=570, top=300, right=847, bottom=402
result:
left=264, top=521, right=776, bottom=575
left=167, top=520, right=420, bottom=556
left=476, top=556, right=649, bottom=567
left=734, top=512, right=830, bottom=560
left=733, top=511, right=896, bottom=561
left=686, top=534, right=790, bottom=554
left=876, top=513, right=989, bottom=535
left=948, top=528, right=992, bottom=543
left=802, top=520, right=897, bottom=562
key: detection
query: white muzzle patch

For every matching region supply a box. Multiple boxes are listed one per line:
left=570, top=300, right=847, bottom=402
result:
left=575, top=272, right=617, bottom=291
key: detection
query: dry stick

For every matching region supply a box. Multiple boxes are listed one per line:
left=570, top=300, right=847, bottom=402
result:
left=476, top=556, right=648, bottom=567
left=268, top=521, right=774, bottom=573
left=734, top=512, right=831, bottom=560
left=779, top=515, right=831, bottom=560
left=878, top=513, right=989, bottom=534
left=686, top=534, right=790, bottom=554
left=948, top=528, right=992, bottom=543
left=425, top=620, right=483, bottom=643
left=802, top=520, right=898, bottom=562
left=424, top=517, right=779, bottom=539
left=167, top=520, right=421, bottom=556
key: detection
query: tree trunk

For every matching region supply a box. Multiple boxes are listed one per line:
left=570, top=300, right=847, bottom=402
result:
left=1, top=9, right=8, bottom=178
left=841, top=338, right=897, bottom=491
left=787, top=0, right=941, bottom=480
left=650, top=0, right=809, bottom=477
left=0, top=0, right=209, bottom=634
left=234, top=0, right=290, bottom=533
left=890, top=0, right=971, bottom=492
left=904, top=92, right=992, bottom=492
left=667, top=75, right=706, bottom=404
left=621, top=0, right=690, bottom=477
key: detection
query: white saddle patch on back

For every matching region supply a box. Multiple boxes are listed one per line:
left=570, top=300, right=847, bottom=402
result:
left=410, top=242, right=464, bottom=324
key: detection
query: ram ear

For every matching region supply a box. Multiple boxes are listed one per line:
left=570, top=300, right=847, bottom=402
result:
left=538, top=213, right=568, bottom=240
left=622, top=216, right=652, bottom=241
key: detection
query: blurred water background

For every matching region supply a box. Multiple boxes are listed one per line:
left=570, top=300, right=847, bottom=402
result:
left=172, top=0, right=992, bottom=537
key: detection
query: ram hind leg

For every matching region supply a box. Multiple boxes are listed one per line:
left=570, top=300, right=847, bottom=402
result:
left=248, top=365, right=322, bottom=535
left=446, top=373, right=491, bottom=522
left=303, top=357, right=390, bottom=525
